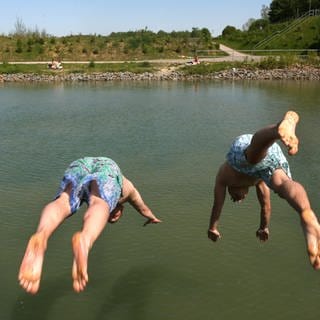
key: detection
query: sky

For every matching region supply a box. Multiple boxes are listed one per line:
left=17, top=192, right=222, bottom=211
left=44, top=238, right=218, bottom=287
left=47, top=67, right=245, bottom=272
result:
left=0, top=0, right=269, bottom=37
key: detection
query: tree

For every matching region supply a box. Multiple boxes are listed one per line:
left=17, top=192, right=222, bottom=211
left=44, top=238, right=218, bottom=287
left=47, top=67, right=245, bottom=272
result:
left=269, top=0, right=294, bottom=22
left=261, top=5, right=270, bottom=20
left=200, top=28, right=212, bottom=43
left=242, top=18, right=256, bottom=31
left=222, top=25, right=239, bottom=37
left=14, top=17, right=27, bottom=36
left=248, top=19, right=270, bottom=32
left=268, top=0, right=320, bottom=23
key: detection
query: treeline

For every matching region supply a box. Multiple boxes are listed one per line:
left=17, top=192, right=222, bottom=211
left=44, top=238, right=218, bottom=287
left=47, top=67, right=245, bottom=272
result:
left=1, top=25, right=217, bottom=61
left=243, top=0, right=320, bottom=30
left=268, top=0, right=320, bottom=22
left=107, top=27, right=213, bottom=55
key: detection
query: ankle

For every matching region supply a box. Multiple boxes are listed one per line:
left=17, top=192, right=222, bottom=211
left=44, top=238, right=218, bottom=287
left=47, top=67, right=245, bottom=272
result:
left=73, top=232, right=92, bottom=251
left=30, top=232, right=48, bottom=250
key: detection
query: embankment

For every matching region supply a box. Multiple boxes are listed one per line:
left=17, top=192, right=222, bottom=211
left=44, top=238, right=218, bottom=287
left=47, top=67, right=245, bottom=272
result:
left=1, top=66, right=320, bottom=82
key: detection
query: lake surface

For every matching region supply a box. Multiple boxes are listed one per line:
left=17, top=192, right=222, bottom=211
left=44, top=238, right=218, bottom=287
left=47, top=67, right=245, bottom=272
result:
left=1, top=79, right=320, bottom=320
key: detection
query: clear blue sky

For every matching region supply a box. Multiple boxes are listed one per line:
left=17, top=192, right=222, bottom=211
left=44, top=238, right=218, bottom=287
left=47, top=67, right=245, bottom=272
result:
left=0, top=0, right=269, bottom=37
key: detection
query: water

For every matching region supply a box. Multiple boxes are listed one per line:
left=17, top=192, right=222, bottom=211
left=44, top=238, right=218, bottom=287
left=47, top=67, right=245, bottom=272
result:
left=1, top=80, right=320, bottom=320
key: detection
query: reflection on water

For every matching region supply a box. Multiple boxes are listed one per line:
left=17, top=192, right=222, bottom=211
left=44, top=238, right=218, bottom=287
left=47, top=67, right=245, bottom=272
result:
left=1, top=80, right=320, bottom=320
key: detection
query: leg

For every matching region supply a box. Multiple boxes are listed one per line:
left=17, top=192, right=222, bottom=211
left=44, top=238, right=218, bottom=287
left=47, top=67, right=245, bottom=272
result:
left=18, top=186, right=72, bottom=294
left=246, top=111, right=299, bottom=164
left=72, top=181, right=110, bottom=292
left=272, top=170, right=320, bottom=269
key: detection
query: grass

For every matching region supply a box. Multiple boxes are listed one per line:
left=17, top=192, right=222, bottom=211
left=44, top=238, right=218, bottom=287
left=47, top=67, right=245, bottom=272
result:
left=180, top=55, right=320, bottom=75
left=1, top=56, right=319, bottom=76
left=0, top=61, right=156, bottom=74
left=180, top=62, right=239, bottom=74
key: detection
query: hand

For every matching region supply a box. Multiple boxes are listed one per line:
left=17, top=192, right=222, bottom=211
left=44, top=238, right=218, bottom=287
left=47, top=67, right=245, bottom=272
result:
left=143, top=217, right=162, bottom=226
left=256, top=228, right=269, bottom=242
left=208, top=229, right=221, bottom=242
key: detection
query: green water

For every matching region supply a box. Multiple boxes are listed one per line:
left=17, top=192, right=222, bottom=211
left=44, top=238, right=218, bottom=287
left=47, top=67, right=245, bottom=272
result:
left=1, top=80, right=320, bottom=320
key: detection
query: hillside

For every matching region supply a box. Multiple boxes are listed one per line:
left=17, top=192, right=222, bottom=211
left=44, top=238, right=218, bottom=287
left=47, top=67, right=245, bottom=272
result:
left=217, top=15, right=320, bottom=51
left=0, top=28, right=219, bottom=62
left=1, top=15, right=320, bottom=65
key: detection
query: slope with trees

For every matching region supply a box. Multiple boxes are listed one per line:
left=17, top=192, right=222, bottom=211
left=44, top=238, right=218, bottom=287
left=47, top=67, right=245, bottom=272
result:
left=218, top=0, right=320, bottom=50
left=0, top=20, right=217, bottom=62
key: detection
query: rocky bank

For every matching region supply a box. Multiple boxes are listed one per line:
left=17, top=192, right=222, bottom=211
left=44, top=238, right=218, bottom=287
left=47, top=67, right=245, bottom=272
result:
left=0, top=66, right=320, bottom=82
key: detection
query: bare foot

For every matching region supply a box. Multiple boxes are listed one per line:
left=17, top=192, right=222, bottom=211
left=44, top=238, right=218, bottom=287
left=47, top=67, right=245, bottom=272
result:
left=301, top=210, right=320, bottom=270
left=278, top=110, right=299, bottom=155
left=18, top=233, right=47, bottom=294
left=72, top=232, right=89, bottom=292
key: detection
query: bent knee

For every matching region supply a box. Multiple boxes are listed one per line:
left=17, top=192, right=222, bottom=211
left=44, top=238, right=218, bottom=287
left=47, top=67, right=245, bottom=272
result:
left=271, top=179, right=293, bottom=197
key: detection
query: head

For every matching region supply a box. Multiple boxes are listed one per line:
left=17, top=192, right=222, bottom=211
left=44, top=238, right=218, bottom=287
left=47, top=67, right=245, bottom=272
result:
left=227, top=186, right=249, bottom=203
left=108, top=204, right=124, bottom=223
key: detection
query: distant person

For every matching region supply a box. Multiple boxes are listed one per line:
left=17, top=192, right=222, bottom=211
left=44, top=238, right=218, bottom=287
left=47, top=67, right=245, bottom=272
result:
left=19, top=157, right=161, bottom=294
left=48, top=58, right=63, bottom=70
left=193, top=55, right=199, bottom=64
left=185, top=55, right=200, bottom=66
left=208, top=111, right=320, bottom=269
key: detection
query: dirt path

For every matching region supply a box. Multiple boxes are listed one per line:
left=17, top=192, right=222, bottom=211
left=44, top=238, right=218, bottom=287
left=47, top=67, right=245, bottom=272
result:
left=208, top=44, right=262, bottom=62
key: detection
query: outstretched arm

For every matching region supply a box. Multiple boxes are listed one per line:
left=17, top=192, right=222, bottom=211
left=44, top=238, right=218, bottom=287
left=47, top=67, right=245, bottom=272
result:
left=255, top=181, right=271, bottom=241
left=121, top=176, right=161, bottom=226
left=208, top=166, right=227, bottom=241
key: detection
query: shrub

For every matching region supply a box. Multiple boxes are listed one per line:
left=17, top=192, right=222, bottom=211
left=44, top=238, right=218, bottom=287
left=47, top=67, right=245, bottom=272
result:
left=15, top=39, right=23, bottom=53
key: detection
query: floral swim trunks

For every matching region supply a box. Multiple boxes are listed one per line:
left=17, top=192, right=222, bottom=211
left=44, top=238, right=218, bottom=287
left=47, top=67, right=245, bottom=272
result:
left=226, top=134, right=291, bottom=187
left=55, top=157, right=123, bottom=214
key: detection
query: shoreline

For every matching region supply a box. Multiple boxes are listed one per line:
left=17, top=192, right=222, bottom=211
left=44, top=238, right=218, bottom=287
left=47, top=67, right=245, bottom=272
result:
left=1, top=66, right=320, bottom=82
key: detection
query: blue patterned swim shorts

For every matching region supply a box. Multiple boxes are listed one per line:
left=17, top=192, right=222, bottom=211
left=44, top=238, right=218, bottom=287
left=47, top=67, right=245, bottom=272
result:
left=226, top=134, right=291, bottom=187
left=55, top=157, right=123, bottom=214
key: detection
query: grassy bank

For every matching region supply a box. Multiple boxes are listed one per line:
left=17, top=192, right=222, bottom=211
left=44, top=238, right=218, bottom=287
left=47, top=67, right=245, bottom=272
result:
left=1, top=55, right=319, bottom=76
left=181, top=55, right=320, bottom=75
left=0, top=61, right=156, bottom=74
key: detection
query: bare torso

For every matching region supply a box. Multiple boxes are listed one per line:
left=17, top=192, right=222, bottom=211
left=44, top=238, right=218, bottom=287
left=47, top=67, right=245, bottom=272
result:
left=218, top=161, right=260, bottom=188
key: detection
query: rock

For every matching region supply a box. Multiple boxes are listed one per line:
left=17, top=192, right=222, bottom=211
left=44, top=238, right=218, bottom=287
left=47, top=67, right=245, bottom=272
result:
left=1, top=66, right=319, bottom=82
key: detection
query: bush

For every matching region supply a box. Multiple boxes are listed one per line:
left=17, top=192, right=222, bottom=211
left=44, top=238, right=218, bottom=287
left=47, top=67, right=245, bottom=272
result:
left=222, top=26, right=239, bottom=37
